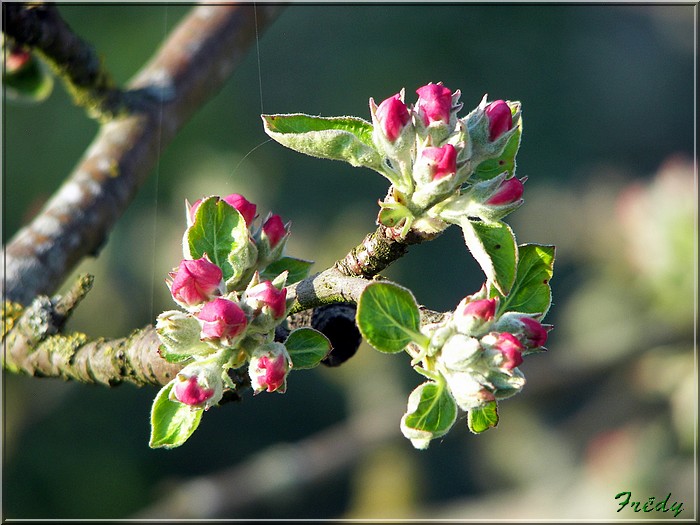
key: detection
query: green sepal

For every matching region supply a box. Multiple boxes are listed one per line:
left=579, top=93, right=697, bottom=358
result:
left=261, top=113, right=384, bottom=172
left=357, top=281, right=427, bottom=354
left=377, top=200, right=414, bottom=229
left=284, top=327, right=331, bottom=369
left=186, top=196, right=249, bottom=282
left=260, top=256, right=313, bottom=285
left=149, top=381, right=203, bottom=449
left=467, top=401, right=499, bottom=434
left=472, top=115, right=522, bottom=181
left=493, top=244, right=555, bottom=316
left=460, top=218, right=518, bottom=296
left=400, top=380, right=458, bottom=449
left=3, top=52, right=54, bottom=103
left=158, top=346, right=194, bottom=365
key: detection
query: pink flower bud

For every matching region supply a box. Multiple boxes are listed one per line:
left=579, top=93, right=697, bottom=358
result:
left=485, top=100, right=513, bottom=141
left=197, top=298, right=248, bottom=342
left=262, top=214, right=287, bottom=249
left=416, top=83, right=453, bottom=126
left=518, top=317, right=549, bottom=348
left=492, top=332, right=524, bottom=370
left=168, top=256, right=223, bottom=308
left=421, top=144, right=457, bottom=180
left=462, top=298, right=497, bottom=321
left=222, top=193, right=257, bottom=226
left=249, top=343, right=291, bottom=394
left=245, top=280, right=288, bottom=319
left=453, top=297, right=497, bottom=335
left=173, top=375, right=216, bottom=407
left=485, top=177, right=524, bottom=206
left=375, top=93, right=411, bottom=142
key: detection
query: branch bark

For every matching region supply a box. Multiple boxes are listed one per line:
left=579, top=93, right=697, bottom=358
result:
left=2, top=3, right=285, bottom=307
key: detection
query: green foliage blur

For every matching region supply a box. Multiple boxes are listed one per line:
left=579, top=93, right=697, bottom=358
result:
left=3, top=4, right=695, bottom=520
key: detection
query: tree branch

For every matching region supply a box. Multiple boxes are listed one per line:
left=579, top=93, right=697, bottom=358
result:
left=2, top=3, right=285, bottom=307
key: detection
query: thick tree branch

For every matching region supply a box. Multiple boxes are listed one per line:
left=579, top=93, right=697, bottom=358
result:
left=2, top=3, right=285, bottom=307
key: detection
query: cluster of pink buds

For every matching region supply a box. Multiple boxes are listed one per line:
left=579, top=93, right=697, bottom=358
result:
left=156, top=192, right=296, bottom=410
left=428, top=292, right=550, bottom=410
left=370, top=82, right=523, bottom=238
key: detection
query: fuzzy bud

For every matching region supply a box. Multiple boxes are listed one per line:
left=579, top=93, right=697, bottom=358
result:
left=168, top=256, right=223, bottom=309
left=485, top=177, right=525, bottom=206
left=197, top=298, right=248, bottom=345
left=170, top=362, right=224, bottom=410
left=485, top=100, right=513, bottom=141
left=249, top=342, right=291, bottom=394
left=453, top=297, right=497, bottom=335
left=375, top=93, right=411, bottom=143
left=415, top=83, right=453, bottom=126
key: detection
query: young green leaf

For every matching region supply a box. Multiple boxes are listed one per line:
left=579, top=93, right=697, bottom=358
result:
left=149, top=381, right=203, bottom=449
left=467, top=401, right=499, bottom=434
left=186, top=196, right=249, bottom=281
left=357, top=281, right=426, bottom=353
left=495, top=244, right=555, bottom=316
left=400, top=380, right=458, bottom=449
left=260, top=256, right=314, bottom=285
left=285, top=327, right=331, bottom=369
left=261, top=113, right=384, bottom=171
left=460, top=218, right=518, bottom=296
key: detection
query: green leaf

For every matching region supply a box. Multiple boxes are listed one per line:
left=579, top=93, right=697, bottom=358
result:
left=260, top=256, right=313, bottom=285
left=496, top=244, right=555, bottom=316
left=3, top=53, right=54, bottom=103
left=285, top=327, right=331, bottom=369
left=261, top=113, right=383, bottom=171
left=460, top=218, right=518, bottom=296
left=186, top=196, right=249, bottom=281
left=357, top=281, right=425, bottom=353
left=400, top=381, right=458, bottom=449
left=149, top=381, right=203, bottom=449
left=473, top=109, right=522, bottom=181
left=467, top=401, right=499, bottom=434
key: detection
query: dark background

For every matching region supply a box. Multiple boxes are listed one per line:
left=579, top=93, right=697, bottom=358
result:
left=4, top=3, right=696, bottom=520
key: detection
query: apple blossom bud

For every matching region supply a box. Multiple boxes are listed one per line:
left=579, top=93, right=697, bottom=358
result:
left=485, top=100, right=513, bottom=141
left=170, top=362, right=224, bottom=410
left=518, top=316, right=549, bottom=349
left=249, top=342, right=291, bottom=394
left=168, top=256, right=223, bottom=309
left=489, top=332, right=524, bottom=370
left=245, top=280, right=288, bottom=320
left=420, top=144, right=457, bottom=181
left=485, top=177, right=524, bottom=206
left=415, top=83, right=453, bottom=126
left=173, top=375, right=215, bottom=407
left=375, top=93, right=411, bottom=143
left=197, top=298, right=248, bottom=344
left=222, top=193, right=257, bottom=226
left=453, top=297, right=497, bottom=335
left=262, top=214, right=287, bottom=249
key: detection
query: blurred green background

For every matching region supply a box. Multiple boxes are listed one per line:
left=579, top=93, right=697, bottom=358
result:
left=3, top=3, right=696, bottom=520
